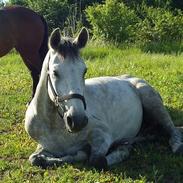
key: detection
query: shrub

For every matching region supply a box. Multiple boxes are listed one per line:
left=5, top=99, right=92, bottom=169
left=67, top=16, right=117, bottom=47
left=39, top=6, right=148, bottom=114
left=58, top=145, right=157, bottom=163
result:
left=134, top=6, right=183, bottom=53
left=8, top=0, right=104, bottom=33
left=86, top=0, right=139, bottom=44
left=136, top=6, right=183, bottom=44
left=26, top=0, right=69, bottom=31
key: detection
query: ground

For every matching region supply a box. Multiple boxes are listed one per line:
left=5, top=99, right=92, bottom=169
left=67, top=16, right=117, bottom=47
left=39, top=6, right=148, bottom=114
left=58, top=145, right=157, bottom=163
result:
left=0, top=45, right=183, bottom=182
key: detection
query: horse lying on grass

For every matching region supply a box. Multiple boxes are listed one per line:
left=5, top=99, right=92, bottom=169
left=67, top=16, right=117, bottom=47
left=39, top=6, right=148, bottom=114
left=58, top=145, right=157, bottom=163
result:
left=25, top=27, right=183, bottom=169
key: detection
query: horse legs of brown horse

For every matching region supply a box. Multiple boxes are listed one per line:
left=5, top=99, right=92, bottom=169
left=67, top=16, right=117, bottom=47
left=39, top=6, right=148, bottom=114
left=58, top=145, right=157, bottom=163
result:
left=30, top=67, right=41, bottom=98
left=16, top=47, right=43, bottom=98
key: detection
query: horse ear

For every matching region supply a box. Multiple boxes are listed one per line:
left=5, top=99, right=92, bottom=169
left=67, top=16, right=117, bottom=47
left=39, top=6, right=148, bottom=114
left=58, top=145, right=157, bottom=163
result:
left=74, top=27, right=89, bottom=49
left=49, top=28, right=61, bottom=50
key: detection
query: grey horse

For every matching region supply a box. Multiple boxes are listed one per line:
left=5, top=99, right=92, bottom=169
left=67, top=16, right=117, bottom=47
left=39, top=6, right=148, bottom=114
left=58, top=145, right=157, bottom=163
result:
left=25, top=27, right=183, bottom=169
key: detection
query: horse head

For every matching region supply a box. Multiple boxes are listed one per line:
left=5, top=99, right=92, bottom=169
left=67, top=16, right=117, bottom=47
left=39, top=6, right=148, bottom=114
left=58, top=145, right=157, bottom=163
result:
left=47, top=27, right=89, bottom=133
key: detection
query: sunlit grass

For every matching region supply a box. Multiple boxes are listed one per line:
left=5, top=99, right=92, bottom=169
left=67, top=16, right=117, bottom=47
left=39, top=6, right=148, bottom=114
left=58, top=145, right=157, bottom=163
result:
left=0, top=46, right=183, bottom=182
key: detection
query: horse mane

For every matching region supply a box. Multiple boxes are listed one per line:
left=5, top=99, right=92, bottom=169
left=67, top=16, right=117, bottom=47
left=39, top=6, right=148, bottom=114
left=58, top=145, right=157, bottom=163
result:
left=49, top=36, right=79, bottom=59
left=59, top=38, right=79, bottom=58
left=49, top=27, right=88, bottom=59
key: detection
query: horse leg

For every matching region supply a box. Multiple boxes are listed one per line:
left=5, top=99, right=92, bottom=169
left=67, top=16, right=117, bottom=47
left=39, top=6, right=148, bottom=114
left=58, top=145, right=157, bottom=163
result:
left=16, top=47, right=42, bottom=98
left=88, top=128, right=113, bottom=169
left=134, top=80, right=183, bottom=154
left=105, top=145, right=130, bottom=167
left=29, top=145, right=88, bottom=168
left=0, top=42, right=13, bottom=57
left=30, top=68, right=40, bottom=98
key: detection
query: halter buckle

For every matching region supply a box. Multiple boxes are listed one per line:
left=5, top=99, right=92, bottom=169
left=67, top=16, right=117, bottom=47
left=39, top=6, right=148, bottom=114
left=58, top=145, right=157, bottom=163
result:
left=54, top=96, right=59, bottom=107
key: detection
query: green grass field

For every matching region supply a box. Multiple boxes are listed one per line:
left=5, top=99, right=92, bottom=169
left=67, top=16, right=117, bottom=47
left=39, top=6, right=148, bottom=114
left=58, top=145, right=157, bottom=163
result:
left=0, top=45, right=183, bottom=182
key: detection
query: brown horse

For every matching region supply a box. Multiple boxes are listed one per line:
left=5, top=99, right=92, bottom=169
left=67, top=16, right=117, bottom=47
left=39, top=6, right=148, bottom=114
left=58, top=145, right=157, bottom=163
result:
left=0, top=6, right=48, bottom=98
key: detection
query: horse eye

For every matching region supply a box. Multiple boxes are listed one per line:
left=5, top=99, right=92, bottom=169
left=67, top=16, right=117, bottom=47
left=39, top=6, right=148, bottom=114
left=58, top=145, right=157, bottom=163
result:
left=83, top=68, right=87, bottom=78
left=84, top=68, right=87, bottom=75
left=53, top=70, right=59, bottom=77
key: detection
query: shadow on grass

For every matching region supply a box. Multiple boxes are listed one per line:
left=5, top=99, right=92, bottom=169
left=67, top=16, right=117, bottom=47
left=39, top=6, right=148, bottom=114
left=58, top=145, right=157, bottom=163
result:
left=70, top=139, right=183, bottom=182
left=82, top=47, right=110, bottom=61
left=167, top=106, right=183, bottom=127
left=140, top=41, right=183, bottom=55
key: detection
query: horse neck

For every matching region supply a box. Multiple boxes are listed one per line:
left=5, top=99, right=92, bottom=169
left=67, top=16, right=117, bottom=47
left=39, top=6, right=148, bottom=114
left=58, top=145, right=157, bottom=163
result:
left=33, top=52, right=55, bottom=115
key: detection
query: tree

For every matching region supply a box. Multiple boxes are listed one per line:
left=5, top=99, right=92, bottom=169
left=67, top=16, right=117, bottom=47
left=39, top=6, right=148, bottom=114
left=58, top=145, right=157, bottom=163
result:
left=8, top=0, right=28, bottom=6
left=27, top=0, right=69, bottom=31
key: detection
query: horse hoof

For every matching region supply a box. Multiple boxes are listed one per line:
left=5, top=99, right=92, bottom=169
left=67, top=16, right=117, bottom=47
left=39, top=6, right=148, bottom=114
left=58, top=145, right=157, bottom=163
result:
left=29, top=154, right=48, bottom=169
left=90, top=156, right=108, bottom=170
left=174, top=144, right=183, bottom=154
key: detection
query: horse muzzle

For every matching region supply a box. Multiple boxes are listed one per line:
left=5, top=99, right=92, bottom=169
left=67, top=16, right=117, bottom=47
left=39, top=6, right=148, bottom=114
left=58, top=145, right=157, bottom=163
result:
left=64, top=113, right=88, bottom=133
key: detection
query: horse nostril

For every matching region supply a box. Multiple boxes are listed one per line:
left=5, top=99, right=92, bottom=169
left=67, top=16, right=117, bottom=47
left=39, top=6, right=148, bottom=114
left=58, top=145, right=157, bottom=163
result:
left=67, top=116, right=74, bottom=129
left=84, top=116, right=88, bottom=126
left=66, top=114, right=88, bottom=132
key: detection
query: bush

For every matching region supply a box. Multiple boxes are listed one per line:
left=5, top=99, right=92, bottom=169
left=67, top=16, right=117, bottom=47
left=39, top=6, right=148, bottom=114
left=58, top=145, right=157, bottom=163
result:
left=136, top=7, right=183, bottom=44
left=86, top=0, right=139, bottom=44
left=141, top=40, right=183, bottom=54
left=133, top=6, right=183, bottom=53
left=8, top=0, right=104, bottom=34
left=26, top=0, right=69, bottom=31
left=122, top=0, right=172, bottom=9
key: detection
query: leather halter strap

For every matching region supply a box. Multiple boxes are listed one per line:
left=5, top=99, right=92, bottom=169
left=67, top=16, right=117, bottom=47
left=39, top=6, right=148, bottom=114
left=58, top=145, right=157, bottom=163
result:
left=47, top=54, right=86, bottom=118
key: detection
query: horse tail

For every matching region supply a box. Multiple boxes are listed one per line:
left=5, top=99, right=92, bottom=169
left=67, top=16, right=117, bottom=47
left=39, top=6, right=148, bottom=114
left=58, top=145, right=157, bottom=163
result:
left=39, top=15, right=48, bottom=65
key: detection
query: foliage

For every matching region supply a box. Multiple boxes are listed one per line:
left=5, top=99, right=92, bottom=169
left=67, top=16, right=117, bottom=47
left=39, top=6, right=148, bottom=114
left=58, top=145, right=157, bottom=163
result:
left=140, top=41, right=183, bottom=54
left=136, top=6, right=183, bottom=45
left=68, top=0, right=104, bottom=10
left=122, top=0, right=172, bottom=9
left=9, top=0, right=28, bottom=6
left=86, top=0, right=139, bottom=44
left=7, top=0, right=183, bottom=50
left=86, top=1, right=183, bottom=52
left=8, top=0, right=104, bottom=34
left=170, top=0, right=183, bottom=10
left=26, top=0, right=69, bottom=31
left=136, top=6, right=183, bottom=53
left=7, top=0, right=68, bottom=32
left=122, top=0, right=183, bottom=10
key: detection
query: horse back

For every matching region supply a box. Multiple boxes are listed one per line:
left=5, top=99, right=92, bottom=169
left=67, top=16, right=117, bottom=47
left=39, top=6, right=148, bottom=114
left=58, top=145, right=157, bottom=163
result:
left=0, top=6, right=45, bottom=49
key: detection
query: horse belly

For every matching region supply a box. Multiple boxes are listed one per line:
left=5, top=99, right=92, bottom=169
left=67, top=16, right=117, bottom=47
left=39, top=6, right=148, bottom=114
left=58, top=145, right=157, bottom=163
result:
left=109, top=95, right=143, bottom=141
left=86, top=77, right=143, bottom=141
left=0, top=15, right=14, bottom=56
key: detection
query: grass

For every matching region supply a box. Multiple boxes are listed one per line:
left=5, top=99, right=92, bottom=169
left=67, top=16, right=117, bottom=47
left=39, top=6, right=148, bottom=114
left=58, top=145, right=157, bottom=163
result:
left=0, top=45, right=183, bottom=182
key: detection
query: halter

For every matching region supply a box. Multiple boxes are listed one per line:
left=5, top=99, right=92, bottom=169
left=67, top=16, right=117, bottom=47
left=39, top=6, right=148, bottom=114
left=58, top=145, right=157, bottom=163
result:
left=47, top=54, right=87, bottom=118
